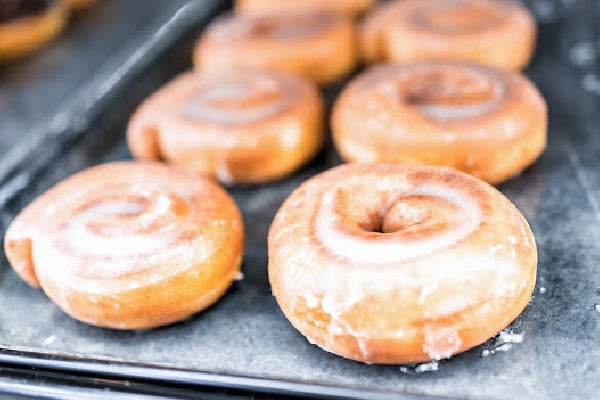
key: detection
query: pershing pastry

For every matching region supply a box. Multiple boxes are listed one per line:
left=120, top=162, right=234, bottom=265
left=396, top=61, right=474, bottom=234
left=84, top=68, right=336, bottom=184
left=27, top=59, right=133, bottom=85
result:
left=268, top=163, right=537, bottom=364
left=128, top=69, right=324, bottom=184
left=361, top=0, right=536, bottom=70
left=331, top=61, right=547, bottom=184
left=4, top=162, right=244, bottom=330
left=194, top=11, right=357, bottom=84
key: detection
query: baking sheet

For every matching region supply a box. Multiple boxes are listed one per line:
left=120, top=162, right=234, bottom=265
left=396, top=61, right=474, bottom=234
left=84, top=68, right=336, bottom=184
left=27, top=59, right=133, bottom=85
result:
left=0, top=0, right=226, bottom=199
left=1, top=1, right=599, bottom=399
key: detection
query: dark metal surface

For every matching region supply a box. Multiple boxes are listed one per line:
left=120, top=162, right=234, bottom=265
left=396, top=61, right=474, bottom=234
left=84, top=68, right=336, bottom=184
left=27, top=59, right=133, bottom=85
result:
left=0, top=0, right=599, bottom=399
left=0, top=363, right=308, bottom=400
left=0, top=0, right=226, bottom=202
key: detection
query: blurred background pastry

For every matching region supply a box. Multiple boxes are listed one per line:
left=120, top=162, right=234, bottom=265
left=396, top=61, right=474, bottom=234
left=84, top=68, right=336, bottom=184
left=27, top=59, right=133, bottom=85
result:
left=361, top=0, right=536, bottom=70
left=0, top=0, right=67, bottom=61
left=194, top=11, right=357, bottom=85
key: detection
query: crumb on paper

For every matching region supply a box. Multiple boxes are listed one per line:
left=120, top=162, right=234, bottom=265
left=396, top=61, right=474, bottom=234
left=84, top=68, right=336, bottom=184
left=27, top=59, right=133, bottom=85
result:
left=399, top=361, right=440, bottom=374
left=43, top=335, right=56, bottom=345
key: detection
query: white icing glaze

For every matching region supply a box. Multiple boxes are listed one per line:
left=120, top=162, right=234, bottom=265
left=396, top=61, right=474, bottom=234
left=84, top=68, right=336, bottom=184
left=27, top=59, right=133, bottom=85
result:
left=216, top=162, right=234, bottom=184
left=415, top=76, right=504, bottom=121
left=64, top=195, right=180, bottom=258
left=182, top=77, right=291, bottom=125
left=315, top=183, right=482, bottom=264
left=418, top=100, right=496, bottom=120
left=33, top=189, right=207, bottom=283
left=422, top=326, right=462, bottom=360
left=372, top=63, right=506, bottom=123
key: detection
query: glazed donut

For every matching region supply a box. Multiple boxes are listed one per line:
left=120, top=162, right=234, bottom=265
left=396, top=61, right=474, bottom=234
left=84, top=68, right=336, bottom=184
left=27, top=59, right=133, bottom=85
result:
left=235, top=0, right=375, bottom=17
left=360, top=0, right=536, bottom=70
left=194, top=11, right=357, bottom=85
left=0, top=0, right=67, bottom=61
left=128, top=69, right=324, bottom=184
left=3, top=162, right=244, bottom=330
left=331, top=62, right=547, bottom=184
left=268, top=163, right=537, bottom=364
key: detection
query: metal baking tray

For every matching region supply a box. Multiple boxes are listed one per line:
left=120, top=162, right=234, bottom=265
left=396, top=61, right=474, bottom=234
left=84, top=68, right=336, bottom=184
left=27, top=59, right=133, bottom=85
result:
left=0, top=0, right=599, bottom=399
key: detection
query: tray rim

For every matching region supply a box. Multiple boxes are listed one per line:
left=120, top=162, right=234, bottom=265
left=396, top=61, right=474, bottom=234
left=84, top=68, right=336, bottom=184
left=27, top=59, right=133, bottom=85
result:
left=0, top=346, right=455, bottom=400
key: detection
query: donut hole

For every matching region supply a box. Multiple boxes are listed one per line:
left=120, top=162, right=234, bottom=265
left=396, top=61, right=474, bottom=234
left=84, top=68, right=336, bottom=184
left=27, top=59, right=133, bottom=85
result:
left=350, top=192, right=460, bottom=238
left=381, top=195, right=459, bottom=239
left=380, top=196, right=430, bottom=234
left=356, top=200, right=428, bottom=234
left=412, top=1, right=501, bottom=33
left=358, top=213, right=385, bottom=234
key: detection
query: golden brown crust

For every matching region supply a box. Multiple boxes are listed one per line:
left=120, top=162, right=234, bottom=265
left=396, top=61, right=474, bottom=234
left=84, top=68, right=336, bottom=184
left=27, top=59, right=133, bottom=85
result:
left=194, top=11, right=357, bottom=84
left=235, top=0, right=375, bottom=17
left=3, top=162, right=244, bottom=330
left=331, top=62, right=547, bottom=184
left=127, top=69, right=324, bottom=184
left=360, top=0, right=536, bottom=70
left=64, top=0, right=97, bottom=10
left=0, top=0, right=67, bottom=61
left=268, top=163, right=537, bottom=363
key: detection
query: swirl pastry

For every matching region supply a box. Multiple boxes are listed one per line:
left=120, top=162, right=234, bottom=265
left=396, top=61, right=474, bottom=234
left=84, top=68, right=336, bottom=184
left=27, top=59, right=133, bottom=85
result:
left=269, top=163, right=537, bottom=364
left=332, top=62, right=547, bottom=184
left=361, top=0, right=536, bottom=70
left=0, top=0, right=67, bottom=61
left=194, top=11, right=357, bottom=85
left=3, top=162, right=244, bottom=330
left=128, top=69, right=324, bottom=184
left=235, top=0, right=375, bottom=17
